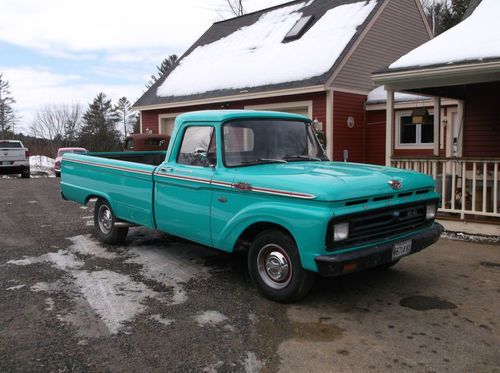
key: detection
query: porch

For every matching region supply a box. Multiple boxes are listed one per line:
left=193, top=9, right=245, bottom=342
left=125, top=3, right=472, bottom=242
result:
left=391, top=157, right=500, bottom=221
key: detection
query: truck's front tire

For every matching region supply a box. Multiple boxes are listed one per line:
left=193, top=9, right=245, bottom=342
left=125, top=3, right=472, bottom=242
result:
left=21, top=170, right=30, bottom=178
left=94, top=199, right=128, bottom=244
left=248, top=230, right=315, bottom=303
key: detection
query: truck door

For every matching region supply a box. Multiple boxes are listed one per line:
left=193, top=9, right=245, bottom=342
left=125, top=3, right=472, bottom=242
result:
left=154, top=125, right=216, bottom=246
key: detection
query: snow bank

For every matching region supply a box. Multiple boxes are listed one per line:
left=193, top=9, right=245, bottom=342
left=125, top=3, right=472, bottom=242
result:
left=158, top=0, right=377, bottom=97
left=390, top=0, right=500, bottom=70
left=29, top=155, right=55, bottom=176
left=367, top=86, right=429, bottom=104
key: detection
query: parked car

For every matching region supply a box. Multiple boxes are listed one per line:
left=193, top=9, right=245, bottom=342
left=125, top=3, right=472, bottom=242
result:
left=61, top=110, right=443, bottom=302
left=124, top=133, right=170, bottom=151
left=54, top=147, right=88, bottom=177
left=0, top=140, right=30, bottom=178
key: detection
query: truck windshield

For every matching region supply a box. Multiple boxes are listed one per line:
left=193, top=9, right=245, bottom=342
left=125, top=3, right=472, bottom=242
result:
left=0, top=141, right=21, bottom=148
left=223, top=120, right=328, bottom=167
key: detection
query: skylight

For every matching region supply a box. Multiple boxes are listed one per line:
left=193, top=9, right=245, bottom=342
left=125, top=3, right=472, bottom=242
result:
left=283, top=15, right=314, bottom=41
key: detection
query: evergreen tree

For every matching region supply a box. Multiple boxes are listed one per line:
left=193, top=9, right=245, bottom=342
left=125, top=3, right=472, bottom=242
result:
left=0, top=73, right=17, bottom=140
left=146, top=54, right=179, bottom=88
left=79, top=93, right=121, bottom=151
left=133, top=114, right=141, bottom=134
left=422, top=0, right=473, bottom=35
left=114, top=97, right=136, bottom=139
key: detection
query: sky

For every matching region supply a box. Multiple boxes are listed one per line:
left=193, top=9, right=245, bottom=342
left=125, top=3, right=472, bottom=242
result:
left=0, top=0, right=288, bottom=134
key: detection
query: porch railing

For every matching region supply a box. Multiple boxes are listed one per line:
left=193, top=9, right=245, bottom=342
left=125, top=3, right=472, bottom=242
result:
left=391, top=158, right=500, bottom=219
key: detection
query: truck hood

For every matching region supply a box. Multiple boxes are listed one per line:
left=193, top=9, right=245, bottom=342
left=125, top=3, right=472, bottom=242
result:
left=233, top=162, right=435, bottom=202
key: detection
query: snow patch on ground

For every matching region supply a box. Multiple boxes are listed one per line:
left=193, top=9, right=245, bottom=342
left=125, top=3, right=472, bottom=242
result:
left=29, top=155, right=55, bottom=177
left=157, top=0, right=377, bottom=97
left=149, top=314, right=174, bottom=326
left=126, top=244, right=211, bottom=305
left=72, top=270, right=156, bottom=334
left=7, top=232, right=218, bottom=336
left=242, top=352, right=264, bottom=373
left=69, top=235, right=118, bottom=260
left=8, top=250, right=84, bottom=271
left=6, top=284, right=25, bottom=291
left=441, top=231, right=500, bottom=244
left=194, top=311, right=228, bottom=327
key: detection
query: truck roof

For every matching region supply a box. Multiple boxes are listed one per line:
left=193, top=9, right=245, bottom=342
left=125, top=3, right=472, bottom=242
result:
left=175, top=110, right=310, bottom=125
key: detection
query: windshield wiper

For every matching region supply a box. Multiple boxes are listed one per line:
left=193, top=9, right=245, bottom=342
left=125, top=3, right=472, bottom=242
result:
left=241, top=158, right=288, bottom=165
left=284, top=155, right=323, bottom=162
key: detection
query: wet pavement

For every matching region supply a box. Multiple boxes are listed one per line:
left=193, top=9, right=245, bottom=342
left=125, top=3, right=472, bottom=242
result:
left=1, top=178, right=499, bottom=372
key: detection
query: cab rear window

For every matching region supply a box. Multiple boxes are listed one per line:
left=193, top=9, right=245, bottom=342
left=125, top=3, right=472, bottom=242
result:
left=0, top=142, right=22, bottom=148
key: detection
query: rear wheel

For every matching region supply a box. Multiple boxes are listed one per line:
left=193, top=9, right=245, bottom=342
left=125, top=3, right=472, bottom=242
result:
left=93, top=199, right=128, bottom=244
left=248, top=230, right=315, bottom=303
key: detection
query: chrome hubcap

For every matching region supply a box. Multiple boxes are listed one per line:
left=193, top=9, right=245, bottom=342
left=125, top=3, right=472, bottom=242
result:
left=257, top=244, right=292, bottom=289
left=98, top=205, right=113, bottom=234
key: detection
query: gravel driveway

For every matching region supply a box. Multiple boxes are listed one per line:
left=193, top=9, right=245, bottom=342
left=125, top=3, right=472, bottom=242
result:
left=1, top=178, right=499, bottom=372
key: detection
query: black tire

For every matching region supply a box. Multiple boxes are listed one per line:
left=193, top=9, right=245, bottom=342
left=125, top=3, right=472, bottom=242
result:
left=248, top=230, right=315, bottom=303
left=93, top=199, right=128, bottom=244
left=55, top=171, right=61, bottom=178
left=21, top=171, right=30, bottom=179
left=375, top=259, right=400, bottom=270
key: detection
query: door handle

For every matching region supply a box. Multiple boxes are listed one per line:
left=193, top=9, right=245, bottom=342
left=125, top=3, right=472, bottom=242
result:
left=160, top=166, right=173, bottom=173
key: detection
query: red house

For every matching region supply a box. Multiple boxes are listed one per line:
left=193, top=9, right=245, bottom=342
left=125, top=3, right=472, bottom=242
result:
left=134, top=0, right=432, bottom=162
left=372, top=0, right=500, bottom=229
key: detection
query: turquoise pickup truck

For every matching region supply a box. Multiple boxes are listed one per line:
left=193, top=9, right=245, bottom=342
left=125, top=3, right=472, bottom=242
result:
left=62, top=110, right=443, bottom=302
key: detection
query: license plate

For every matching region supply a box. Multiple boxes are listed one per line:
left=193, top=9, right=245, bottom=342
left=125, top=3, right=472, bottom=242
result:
left=392, top=239, right=412, bottom=260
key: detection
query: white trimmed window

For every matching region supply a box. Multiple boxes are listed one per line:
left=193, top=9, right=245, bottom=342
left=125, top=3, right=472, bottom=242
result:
left=396, top=110, right=434, bottom=148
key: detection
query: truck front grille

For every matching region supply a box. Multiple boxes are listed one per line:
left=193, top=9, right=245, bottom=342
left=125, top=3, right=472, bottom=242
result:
left=327, top=200, right=435, bottom=251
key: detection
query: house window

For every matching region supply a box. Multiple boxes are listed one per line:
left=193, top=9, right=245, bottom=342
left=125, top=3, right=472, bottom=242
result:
left=283, top=15, right=314, bottom=41
left=397, top=111, right=434, bottom=146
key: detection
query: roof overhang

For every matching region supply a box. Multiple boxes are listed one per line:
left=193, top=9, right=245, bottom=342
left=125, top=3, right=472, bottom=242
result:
left=133, top=85, right=326, bottom=111
left=372, top=60, right=500, bottom=91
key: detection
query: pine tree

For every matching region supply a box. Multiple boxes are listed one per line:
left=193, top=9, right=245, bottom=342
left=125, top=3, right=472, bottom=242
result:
left=114, top=97, right=136, bottom=139
left=0, top=73, right=17, bottom=140
left=146, top=54, right=178, bottom=88
left=423, top=0, right=473, bottom=35
left=79, top=93, right=121, bottom=151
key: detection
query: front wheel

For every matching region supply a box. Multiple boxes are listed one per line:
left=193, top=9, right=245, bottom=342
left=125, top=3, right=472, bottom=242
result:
left=93, top=199, right=128, bottom=244
left=248, top=230, right=315, bottom=303
left=21, top=170, right=30, bottom=179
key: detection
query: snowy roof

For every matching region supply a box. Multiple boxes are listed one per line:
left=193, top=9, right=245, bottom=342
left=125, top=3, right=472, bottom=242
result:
left=366, top=86, right=428, bottom=104
left=386, top=0, right=500, bottom=71
left=135, top=0, right=382, bottom=108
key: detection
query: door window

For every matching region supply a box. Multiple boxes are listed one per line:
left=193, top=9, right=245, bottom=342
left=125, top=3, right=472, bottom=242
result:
left=177, top=126, right=216, bottom=167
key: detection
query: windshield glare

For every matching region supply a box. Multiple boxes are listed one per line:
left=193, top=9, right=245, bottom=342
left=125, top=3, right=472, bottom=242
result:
left=223, top=120, right=327, bottom=167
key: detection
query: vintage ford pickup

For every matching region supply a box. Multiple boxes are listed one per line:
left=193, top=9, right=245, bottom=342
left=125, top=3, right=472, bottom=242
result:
left=61, top=110, right=443, bottom=302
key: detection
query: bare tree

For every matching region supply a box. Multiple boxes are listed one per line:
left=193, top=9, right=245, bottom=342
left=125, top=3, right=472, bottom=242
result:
left=214, top=0, right=246, bottom=20
left=225, top=0, right=245, bottom=17
left=30, top=103, right=83, bottom=156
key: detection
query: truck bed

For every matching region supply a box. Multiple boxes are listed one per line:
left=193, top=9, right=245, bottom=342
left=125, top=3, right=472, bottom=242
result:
left=89, top=151, right=166, bottom=166
left=61, top=151, right=167, bottom=228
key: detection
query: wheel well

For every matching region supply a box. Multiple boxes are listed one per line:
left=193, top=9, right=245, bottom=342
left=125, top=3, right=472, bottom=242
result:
left=84, top=195, right=103, bottom=205
left=235, top=222, right=295, bottom=252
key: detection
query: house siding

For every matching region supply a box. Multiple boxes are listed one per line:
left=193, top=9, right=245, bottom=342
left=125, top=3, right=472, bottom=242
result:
left=332, top=91, right=367, bottom=163
left=333, top=0, right=431, bottom=92
left=463, top=82, right=500, bottom=158
left=141, top=92, right=327, bottom=135
left=366, top=110, right=386, bottom=165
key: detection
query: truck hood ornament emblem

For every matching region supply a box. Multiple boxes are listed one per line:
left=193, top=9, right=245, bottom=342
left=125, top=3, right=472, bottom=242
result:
left=388, top=179, right=402, bottom=190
